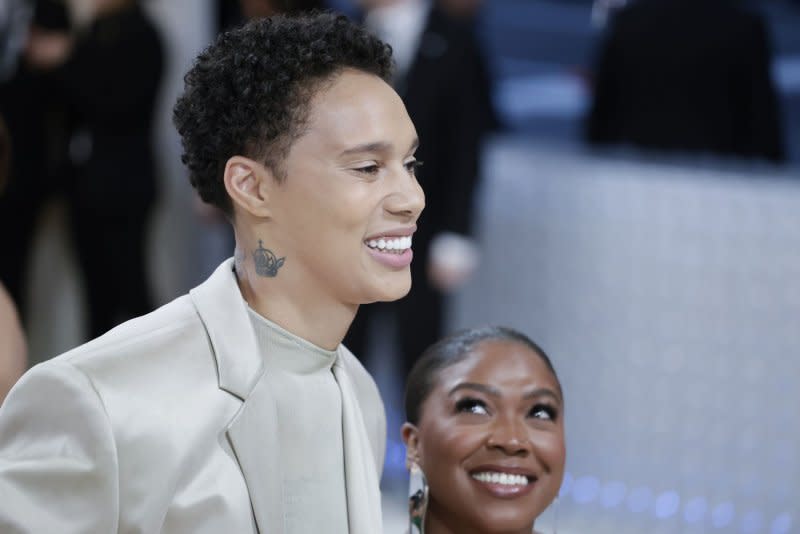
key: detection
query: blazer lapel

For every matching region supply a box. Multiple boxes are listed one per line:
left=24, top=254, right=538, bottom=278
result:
left=190, top=259, right=284, bottom=533
left=227, top=376, right=285, bottom=534
left=333, top=358, right=383, bottom=533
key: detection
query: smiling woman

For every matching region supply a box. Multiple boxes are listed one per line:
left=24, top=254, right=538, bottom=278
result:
left=0, top=13, right=415, bottom=533
left=402, top=326, right=566, bottom=534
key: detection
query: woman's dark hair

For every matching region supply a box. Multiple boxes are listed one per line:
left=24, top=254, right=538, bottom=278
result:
left=173, top=12, right=394, bottom=216
left=404, top=326, right=560, bottom=425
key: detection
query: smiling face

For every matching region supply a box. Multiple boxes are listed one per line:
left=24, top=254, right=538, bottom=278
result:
left=403, top=339, right=566, bottom=534
left=263, top=68, right=424, bottom=306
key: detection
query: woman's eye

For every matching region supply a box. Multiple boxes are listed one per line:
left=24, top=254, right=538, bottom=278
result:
left=354, top=164, right=380, bottom=175
left=455, top=398, right=489, bottom=416
left=405, top=159, right=424, bottom=174
left=529, top=404, right=557, bottom=422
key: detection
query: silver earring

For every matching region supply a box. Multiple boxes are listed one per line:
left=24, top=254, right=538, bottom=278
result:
left=408, top=463, right=429, bottom=534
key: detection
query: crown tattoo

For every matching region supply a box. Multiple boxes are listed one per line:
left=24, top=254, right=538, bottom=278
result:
left=253, top=240, right=286, bottom=277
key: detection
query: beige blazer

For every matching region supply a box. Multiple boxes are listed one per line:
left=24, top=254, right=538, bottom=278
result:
left=0, top=260, right=386, bottom=533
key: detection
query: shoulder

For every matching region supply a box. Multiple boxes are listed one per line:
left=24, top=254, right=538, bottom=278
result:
left=64, top=294, right=194, bottom=354
left=39, top=294, right=215, bottom=404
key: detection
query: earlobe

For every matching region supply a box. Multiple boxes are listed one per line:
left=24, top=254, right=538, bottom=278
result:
left=401, top=422, right=420, bottom=467
left=223, top=155, right=273, bottom=218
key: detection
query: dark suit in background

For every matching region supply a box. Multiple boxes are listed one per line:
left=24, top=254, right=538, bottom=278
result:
left=345, top=3, right=493, bottom=378
left=59, top=4, right=163, bottom=338
left=586, top=0, right=785, bottom=162
left=0, top=0, right=72, bottom=319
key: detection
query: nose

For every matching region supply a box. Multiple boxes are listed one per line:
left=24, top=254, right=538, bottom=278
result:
left=486, top=417, right=532, bottom=456
left=385, top=166, right=425, bottom=220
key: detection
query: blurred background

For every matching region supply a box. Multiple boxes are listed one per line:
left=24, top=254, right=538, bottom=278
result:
left=1, top=0, right=799, bottom=532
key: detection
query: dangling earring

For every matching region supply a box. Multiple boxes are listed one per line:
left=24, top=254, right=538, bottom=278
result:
left=408, top=463, right=429, bottom=534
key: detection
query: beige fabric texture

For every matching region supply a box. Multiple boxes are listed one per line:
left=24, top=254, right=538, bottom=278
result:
left=0, top=259, right=386, bottom=533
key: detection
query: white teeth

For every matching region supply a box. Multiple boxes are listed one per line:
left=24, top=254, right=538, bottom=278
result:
left=366, top=236, right=413, bottom=252
left=471, top=472, right=530, bottom=486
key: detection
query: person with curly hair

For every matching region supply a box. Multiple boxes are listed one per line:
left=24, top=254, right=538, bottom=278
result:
left=0, top=12, right=424, bottom=533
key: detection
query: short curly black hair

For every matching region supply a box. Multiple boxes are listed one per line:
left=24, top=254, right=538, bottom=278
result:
left=173, top=12, right=394, bottom=215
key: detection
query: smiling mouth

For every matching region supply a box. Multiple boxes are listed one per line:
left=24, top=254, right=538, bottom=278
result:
left=471, top=471, right=533, bottom=487
left=365, top=236, right=412, bottom=254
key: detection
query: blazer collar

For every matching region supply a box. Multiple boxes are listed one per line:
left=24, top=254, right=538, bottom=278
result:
left=189, top=258, right=262, bottom=400
left=190, top=259, right=284, bottom=533
left=188, top=259, right=382, bottom=533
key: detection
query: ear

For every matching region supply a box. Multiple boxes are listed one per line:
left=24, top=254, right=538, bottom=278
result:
left=223, top=155, right=275, bottom=219
left=401, top=422, right=421, bottom=469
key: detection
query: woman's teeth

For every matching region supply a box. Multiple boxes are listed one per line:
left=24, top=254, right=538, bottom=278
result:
left=367, top=236, right=412, bottom=253
left=472, top=472, right=530, bottom=486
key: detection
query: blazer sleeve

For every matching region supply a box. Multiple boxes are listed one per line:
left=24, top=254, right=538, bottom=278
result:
left=0, top=359, right=119, bottom=533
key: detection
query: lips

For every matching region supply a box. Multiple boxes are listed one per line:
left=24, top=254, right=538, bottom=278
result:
left=364, top=226, right=416, bottom=269
left=469, top=466, right=538, bottom=499
left=364, top=225, right=416, bottom=242
left=365, top=235, right=412, bottom=253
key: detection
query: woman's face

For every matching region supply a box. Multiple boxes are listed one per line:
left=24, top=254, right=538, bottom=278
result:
left=261, top=69, right=424, bottom=306
left=403, top=339, right=566, bottom=534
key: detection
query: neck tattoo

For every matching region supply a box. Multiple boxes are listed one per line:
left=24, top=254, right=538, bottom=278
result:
left=253, top=239, right=286, bottom=277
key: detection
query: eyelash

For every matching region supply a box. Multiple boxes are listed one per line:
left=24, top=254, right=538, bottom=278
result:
left=455, top=397, right=488, bottom=415
left=530, top=404, right=558, bottom=422
left=353, top=160, right=423, bottom=175
left=406, top=160, right=423, bottom=173
left=455, top=398, right=558, bottom=422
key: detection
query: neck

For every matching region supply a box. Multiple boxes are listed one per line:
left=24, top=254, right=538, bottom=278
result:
left=233, top=234, right=357, bottom=352
left=424, top=501, right=469, bottom=534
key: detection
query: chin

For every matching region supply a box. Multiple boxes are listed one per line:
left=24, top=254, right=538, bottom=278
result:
left=370, top=273, right=412, bottom=303
left=476, top=514, right=535, bottom=534
left=471, top=501, right=541, bottom=533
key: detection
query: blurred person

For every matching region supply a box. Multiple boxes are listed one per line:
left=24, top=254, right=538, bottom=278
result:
left=0, top=115, right=28, bottom=404
left=590, top=0, right=628, bottom=28
left=0, top=284, right=26, bottom=405
left=0, top=13, right=421, bottom=532
left=23, top=0, right=163, bottom=338
left=437, top=0, right=482, bottom=20
left=586, top=0, right=785, bottom=163
left=402, top=326, right=565, bottom=534
left=217, top=0, right=326, bottom=32
left=0, top=0, right=32, bottom=81
left=345, top=0, right=493, bottom=380
left=0, top=0, right=72, bottom=319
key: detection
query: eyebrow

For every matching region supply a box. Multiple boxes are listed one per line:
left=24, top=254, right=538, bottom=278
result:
left=449, top=382, right=500, bottom=397
left=449, top=382, right=562, bottom=404
left=339, top=137, right=419, bottom=157
left=524, top=388, right=562, bottom=404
